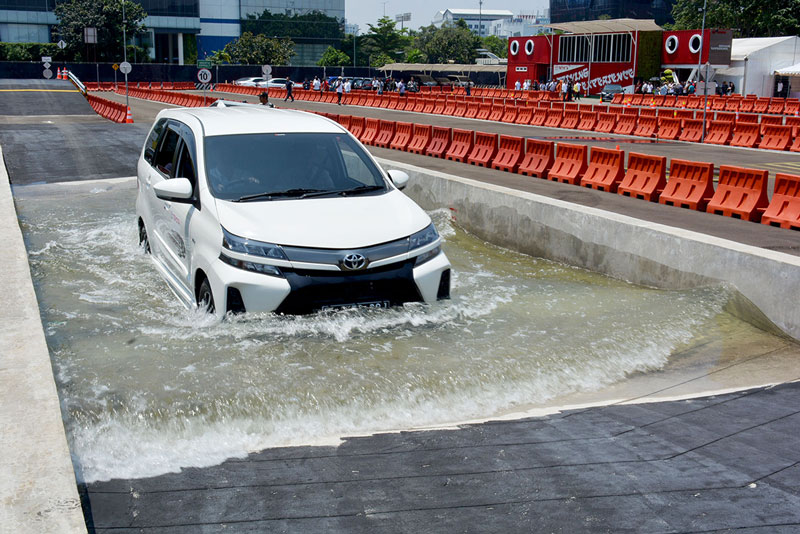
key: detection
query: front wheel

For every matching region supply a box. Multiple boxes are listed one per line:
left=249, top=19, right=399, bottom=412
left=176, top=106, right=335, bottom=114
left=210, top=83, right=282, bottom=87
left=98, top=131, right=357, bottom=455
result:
left=197, top=278, right=215, bottom=314
left=138, top=223, right=150, bottom=253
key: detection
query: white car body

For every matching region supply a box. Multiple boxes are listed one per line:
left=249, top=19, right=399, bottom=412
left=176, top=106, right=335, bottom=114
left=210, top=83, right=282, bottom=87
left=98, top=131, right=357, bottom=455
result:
left=136, top=104, right=451, bottom=315
left=257, top=77, right=302, bottom=89
left=234, top=77, right=265, bottom=87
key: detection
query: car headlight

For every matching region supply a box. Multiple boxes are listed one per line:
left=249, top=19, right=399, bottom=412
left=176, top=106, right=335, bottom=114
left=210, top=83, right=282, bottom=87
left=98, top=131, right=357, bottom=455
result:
left=219, top=253, right=283, bottom=277
left=222, top=227, right=287, bottom=260
left=408, top=223, right=439, bottom=251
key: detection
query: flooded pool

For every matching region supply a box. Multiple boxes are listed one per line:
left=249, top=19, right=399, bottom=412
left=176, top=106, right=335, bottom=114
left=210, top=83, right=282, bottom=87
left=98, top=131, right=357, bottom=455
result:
left=15, top=179, right=774, bottom=483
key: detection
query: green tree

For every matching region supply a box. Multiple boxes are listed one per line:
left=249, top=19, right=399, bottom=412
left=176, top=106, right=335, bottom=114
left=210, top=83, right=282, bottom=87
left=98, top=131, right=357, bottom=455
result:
left=54, top=0, right=147, bottom=62
left=422, top=20, right=481, bottom=64
left=405, top=48, right=427, bottom=63
left=362, top=16, right=409, bottom=59
left=339, top=34, right=370, bottom=66
left=241, top=10, right=344, bottom=40
left=481, top=35, right=508, bottom=58
left=370, top=52, right=394, bottom=68
left=317, top=45, right=351, bottom=66
left=671, top=0, right=800, bottom=37
left=218, top=32, right=295, bottom=65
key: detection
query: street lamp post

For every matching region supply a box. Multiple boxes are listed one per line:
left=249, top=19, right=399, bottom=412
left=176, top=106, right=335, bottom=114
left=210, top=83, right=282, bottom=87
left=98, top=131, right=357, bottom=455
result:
left=122, top=0, right=129, bottom=109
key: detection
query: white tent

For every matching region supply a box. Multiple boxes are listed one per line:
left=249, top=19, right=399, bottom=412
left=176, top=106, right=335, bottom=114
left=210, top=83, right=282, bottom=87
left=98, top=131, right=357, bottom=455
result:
left=714, top=36, right=800, bottom=97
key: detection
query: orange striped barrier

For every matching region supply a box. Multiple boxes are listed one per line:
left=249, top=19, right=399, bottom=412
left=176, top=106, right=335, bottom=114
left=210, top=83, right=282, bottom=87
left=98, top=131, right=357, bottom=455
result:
left=467, top=132, right=498, bottom=167
left=407, top=124, right=432, bottom=154
left=445, top=128, right=474, bottom=162
left=389, top=122, right=413, bottom=151
left=548, top=143, right=588, bottom=185
left=762, top=173, right=800, bottom=230
left=659, top=159, right=715, bottom=211
left=491, top=135, right=524, bottom=173
left=618, top=153, right=667, bottom=201
left=518, top=139, right=555, bottom=178
left=581, top=147, right=625, bottom=193
left=425, top=126, right=452, bottom=158
left=706, top=165, right=769, bottom=221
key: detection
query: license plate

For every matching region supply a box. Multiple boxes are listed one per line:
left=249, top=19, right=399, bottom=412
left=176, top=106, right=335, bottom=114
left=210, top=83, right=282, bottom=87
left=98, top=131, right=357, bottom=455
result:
left=321, top=300, right=390, bottom=311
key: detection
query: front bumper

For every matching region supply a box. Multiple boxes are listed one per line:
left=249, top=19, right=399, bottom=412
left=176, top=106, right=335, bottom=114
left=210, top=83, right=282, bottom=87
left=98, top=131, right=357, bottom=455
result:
left=212, top=251, right=451, bottom=314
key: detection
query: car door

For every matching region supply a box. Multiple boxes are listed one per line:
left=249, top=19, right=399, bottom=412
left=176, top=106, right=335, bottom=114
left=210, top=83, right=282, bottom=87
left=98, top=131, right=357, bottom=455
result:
left=148, top=122, right=187, bottom=281
left=162, top=123, right=199, bottom=286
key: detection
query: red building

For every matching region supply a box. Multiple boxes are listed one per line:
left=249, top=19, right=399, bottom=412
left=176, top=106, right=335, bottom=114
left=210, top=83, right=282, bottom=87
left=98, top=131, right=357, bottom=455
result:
left=506, top=20, right=732, bottom=95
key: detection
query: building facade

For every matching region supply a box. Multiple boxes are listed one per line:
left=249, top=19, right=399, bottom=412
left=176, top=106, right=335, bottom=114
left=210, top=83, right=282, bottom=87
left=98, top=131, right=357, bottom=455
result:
left=432, top=8, right=513, bottom=36
left=488, top=13, right=551, bottom=38
left=549, top=0, right=675, bottom=26
left=0, top=0, right=344, bottom=65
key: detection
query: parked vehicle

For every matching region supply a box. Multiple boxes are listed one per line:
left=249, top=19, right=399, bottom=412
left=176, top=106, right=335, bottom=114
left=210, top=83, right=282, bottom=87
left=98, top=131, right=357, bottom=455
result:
left=447, top=75, right=474, bottom=87
left=600, top=84, right=624, bottom=102
left=257, top=78, right=302, bottom=88
left=234, top=77, right=266, bottom=87
left=136, top=104, right=451, bottom=316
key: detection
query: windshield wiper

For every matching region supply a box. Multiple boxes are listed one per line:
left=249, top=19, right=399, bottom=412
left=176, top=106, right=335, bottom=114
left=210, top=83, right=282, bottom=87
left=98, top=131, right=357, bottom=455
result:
left=334, top=185, right=386, bottom=196
left=234, top=188, right=325, bottom=202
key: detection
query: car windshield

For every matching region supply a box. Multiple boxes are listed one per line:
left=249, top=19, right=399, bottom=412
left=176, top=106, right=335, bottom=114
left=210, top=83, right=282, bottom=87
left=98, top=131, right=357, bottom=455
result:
left=204, top=132, right=388, bottom=201
left=604, top=85, right=622, bottom=92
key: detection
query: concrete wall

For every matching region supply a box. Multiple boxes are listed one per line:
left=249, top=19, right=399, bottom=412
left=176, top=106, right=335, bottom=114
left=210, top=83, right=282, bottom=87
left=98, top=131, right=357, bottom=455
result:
left=0, top=147, right=86, bottom=533
left=379, top=157, right=800, bottom=341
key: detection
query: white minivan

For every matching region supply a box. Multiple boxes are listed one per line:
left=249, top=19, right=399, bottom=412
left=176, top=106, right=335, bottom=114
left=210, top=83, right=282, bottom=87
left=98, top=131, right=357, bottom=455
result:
left=136, top=103, right=451, bottom=315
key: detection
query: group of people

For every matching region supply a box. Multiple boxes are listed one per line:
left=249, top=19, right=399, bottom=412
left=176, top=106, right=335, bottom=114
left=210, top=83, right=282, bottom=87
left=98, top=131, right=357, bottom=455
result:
left=513, top=78, right=584, bottom=101
left=634, top=79, right=736, bottom=96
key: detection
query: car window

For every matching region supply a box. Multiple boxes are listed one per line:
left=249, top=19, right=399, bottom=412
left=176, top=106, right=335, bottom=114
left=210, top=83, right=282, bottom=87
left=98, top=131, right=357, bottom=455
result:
left=154, top=127, right=180, bottom=176
left=144, top=118, right=167, bottom=165
left=175, top=142, right=196, bottom=184
left=204, top=132, right=386, bottom=200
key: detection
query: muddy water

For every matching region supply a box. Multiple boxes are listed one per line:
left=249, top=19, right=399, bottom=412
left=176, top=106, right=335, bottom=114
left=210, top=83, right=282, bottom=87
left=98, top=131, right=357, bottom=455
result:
left=15, top=180, right=777, bottom=482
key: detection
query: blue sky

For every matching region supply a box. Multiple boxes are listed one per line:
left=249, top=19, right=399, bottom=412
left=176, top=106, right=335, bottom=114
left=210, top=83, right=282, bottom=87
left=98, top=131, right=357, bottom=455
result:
left=345, top=0, right=549, bottom=33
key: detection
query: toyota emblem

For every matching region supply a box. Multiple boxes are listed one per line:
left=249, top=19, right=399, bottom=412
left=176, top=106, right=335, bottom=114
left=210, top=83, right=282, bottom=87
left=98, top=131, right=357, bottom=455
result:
left=341, top=253, right=368, bottom=271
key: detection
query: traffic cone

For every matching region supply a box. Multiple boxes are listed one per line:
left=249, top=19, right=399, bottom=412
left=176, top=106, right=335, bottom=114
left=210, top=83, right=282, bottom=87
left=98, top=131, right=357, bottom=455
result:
left=124, top=106, right=134, bottom=123
left=56, top=67, right=62, bottom=80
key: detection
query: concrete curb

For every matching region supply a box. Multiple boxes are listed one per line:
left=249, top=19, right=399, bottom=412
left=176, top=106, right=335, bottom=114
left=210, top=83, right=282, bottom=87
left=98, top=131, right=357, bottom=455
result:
left=378, top=157, right=800, bottom=341
left=0, top=146, right=86, bottom=533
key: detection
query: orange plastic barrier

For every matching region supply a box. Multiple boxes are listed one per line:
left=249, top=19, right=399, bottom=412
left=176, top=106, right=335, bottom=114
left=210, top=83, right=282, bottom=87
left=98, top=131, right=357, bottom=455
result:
left=544, top=109, right=563, bottom=128
left=639, top=108, right=657, bottom=117
left=724, top=98, right=742, bottom=112
left=422, top=98, right=435, bottom=113
left=706, top=165, right=769, bottom=221
left=373, top=120, right=396, bottom=148
left=760, top=115, right=784, bottom=136
left=561, top=110, right=580, bottom=129
left=762, top=173, right=800, bottom=230
left=491, top=135, right=524, bottom=173
left=442, top=99, right=456, bottom=115
left=611, top=94, right=624, bottom=105
left=445, top=129, right=475, bottom=162
left=386, top=95, right=400, bottom=110
left=678, top=119, right=703, bottom=142
left=617, top=152, right=667, bottom=201
left=548, top=143, right=588, bottom=185
left=528, top=109, right=545, bottom=126
left=594, top=113, right=617, bottom=133
left=633, top=116, right=657, bottom=137
left=711, top=97, right=726, bottom=111
left=337, top=115, right=351, bottom=130
left=759, top=125, right=792, bottom=151
left=612, top=114, right=636, bottom=135
left=784, top=100, right=800, bottom=116
left=348, top=116, right=365, bottom=139
left=411, top=97, right=426, bottom=113
left=464, top=102, right=479, bottom=119
left=686, top=96, right=702, bottom=109
left=467, top=132, right=498, bottom=167
left=659, top=159, right=715, bottom=211
left=360, top=118, right=380, bottom=145
left=736, top=113, right=758, bottom=124
left=488, top=104, right=504, bottom=121
left=703, top=120, right=733, bottom=145
left=752, top=98, right=769, bottom=114
left=791, top=134, right=800, bottom=153
left=515, top=106, right=533, bottom=124
left=739, top=99, right=755, bottom=112
left=580, top=147, right=625, bottom=193
left=453, top=101, right=468, bottom=117
left=501, top=105, right=517, bottom=123
left=425, top=126, right=452, bottom=158
left=476, top=103, right=491, bottom=120
left=785, top=116, right=800, bottom=135
left=631, top=94, right=644, bottom=106
left=407, top=124, right=432, bottom=154
left=576, top=111, right=597, bottom=131
left=729, top=122, right=760, bottom=148
left=767, top=99, right=785, bottom=115
left=389, top=122, right=413, bottom=151
left=518, top=139, right=555, bottom=178
left=432, top=99, right=447, bottom=114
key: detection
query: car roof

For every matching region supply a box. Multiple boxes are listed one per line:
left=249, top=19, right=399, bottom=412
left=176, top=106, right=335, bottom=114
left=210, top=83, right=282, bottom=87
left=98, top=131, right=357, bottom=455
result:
left=161, top=106, right=346, bottom=137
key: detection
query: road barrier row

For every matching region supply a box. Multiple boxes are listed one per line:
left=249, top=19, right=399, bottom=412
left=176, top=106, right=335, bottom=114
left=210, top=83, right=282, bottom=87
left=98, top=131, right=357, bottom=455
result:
left=85, top=93, right=131, bottom=123
left=316, top=111, right=800, bottom=231
left=109, top=86, right=217, bottom=107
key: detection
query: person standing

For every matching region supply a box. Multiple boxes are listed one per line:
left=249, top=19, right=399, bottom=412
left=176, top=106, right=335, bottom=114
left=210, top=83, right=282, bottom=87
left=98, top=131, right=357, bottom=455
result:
left=398, top=78, right=406, bottom=96
left=515, top=79, right=521, bottom=91
left=312, top=76, right=320, bottom=92
left=258, top=91, right=274, bottom=108
left=336, top=76, right=343, bottom=105
left=284, top=77, right=294, bottom=101
left=573, top=80, right=581, bottom=101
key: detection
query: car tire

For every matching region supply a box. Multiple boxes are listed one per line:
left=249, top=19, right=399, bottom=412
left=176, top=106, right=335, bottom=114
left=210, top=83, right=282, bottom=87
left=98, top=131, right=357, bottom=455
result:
left=197, top=278, right=215, bottom=314
left=139, top=223, right=150, bottom=253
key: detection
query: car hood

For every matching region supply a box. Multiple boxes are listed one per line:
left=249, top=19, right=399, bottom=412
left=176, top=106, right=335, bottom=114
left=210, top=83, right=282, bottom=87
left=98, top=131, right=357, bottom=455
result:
left=214, top=190, right=431, bottom=249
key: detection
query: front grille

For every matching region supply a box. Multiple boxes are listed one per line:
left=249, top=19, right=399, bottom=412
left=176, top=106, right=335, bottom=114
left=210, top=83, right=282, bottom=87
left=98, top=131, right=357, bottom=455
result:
left=276, top=259, right=422, bottom=314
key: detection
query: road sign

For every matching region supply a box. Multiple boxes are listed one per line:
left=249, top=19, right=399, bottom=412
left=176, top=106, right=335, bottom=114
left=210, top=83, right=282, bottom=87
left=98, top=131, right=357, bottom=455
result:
left=119, top=61, right=132, bottom=74
left=41, top=56, right=52, bottom=63
left=43, top=69, right=53, bottom=79
left=197, top=68, right=212, bottom=84
left=112, top=63, right=119, bottom=71
left=262, top=64, right=272, bottom=78
left=43, top=62, right=51, bottom=69
left=57, top=40, right=66, bottom=49
left=197, top=60, right=212, bottom=68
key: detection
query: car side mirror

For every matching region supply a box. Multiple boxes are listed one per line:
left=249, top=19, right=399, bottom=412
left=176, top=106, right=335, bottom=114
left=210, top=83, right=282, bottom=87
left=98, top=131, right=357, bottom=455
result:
left=387, top=169, right=409, bottom=190
left=154, top=178, right=193, bottom=202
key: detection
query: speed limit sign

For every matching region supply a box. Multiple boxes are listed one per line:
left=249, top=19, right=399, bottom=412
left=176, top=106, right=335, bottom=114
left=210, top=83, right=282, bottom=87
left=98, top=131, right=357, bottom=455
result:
left=197, top=68, right=212, bottom=83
